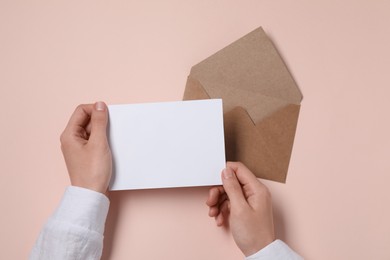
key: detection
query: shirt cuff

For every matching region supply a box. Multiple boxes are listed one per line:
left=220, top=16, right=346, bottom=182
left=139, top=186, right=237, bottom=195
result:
left=246, top=240, right=303, bottom=260
left=51, top=186, right=110, bottom=235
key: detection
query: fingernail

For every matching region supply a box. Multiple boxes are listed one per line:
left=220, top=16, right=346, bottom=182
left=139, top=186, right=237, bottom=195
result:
left=95, top=101, right=105, bottom=111
left=223, top=168, right=234, bottom=179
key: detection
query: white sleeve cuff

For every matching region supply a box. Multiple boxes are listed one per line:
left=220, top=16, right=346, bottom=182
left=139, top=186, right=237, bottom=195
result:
left=246, top=240, right=303, bottom=260
left=51, top=186, right=110, bottom=234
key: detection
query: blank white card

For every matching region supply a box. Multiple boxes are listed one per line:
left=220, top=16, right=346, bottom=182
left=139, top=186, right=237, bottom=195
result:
left=108, top=99, right=225, bottom=191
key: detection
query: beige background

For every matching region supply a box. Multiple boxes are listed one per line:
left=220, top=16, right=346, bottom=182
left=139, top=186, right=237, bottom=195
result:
left=1, top=1, right=389, bottom=259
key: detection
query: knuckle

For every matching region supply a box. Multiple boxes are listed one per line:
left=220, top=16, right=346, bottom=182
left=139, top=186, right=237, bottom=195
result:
left=225, top=182, right=242, bottom=197
left=94, top=114, right=106, bottom=123
left=74, top=104, right=90, bottom=115
left=75, top=104, right=87, bottom=111
left=88, top=140, right=110, bottom=152
left=235, top=161, right=244, bottom=168
left=227, top=184, right=240, bottom=194
left=228, top=161, right=243, bottom=168
left=59, top=132, right=68, bottom=145
left=60, top=131, right=74, bottom=149
left=258, top=185, right=272, bottom=200
left=91, top=113, right=107, bottom=127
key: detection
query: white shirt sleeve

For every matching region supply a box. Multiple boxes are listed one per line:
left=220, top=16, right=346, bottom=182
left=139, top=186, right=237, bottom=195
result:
left=245, top=239, right=303, bottom=260
left=30, top=186, right=302, bottom=260
left=29, top=186, right=110, bottom=260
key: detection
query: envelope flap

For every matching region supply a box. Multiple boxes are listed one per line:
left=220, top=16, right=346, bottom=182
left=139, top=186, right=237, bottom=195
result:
left=183, top=76, right=211, bottom=101
left=224, top=104, right=300, bottom=182
left=255, top=103, right=301, bottom=178
left=224, top=106, right=284, bottom=181
left=189, top=27, right=302, bottom=124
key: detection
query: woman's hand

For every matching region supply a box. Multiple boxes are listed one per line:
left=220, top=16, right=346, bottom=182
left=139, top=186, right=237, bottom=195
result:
left=206, top=162, right=275, bottom=256
left=60, top=102, right=112, bottom=194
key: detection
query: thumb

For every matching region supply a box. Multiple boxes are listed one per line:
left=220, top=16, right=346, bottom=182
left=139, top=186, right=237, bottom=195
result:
left=89, top=101, right=109, bottom=142
left=222, top=167, right=247, bottom=208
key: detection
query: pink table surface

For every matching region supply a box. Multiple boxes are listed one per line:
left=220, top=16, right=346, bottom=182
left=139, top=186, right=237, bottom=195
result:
left=1, top=1, right=389, bottom=259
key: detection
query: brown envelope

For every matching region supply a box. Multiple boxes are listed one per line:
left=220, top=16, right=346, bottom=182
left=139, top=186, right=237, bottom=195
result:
left=183, top=27, right=302, bottom=183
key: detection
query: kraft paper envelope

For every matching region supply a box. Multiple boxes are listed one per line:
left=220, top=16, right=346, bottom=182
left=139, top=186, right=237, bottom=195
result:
left=183, top=27, right=303, bottom=183
left=108, top=99, right=226, bottom=191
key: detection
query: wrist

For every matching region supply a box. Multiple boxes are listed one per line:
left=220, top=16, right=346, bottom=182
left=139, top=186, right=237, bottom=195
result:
left=242, top=237, right=276, bottom=257
left=70, top=180, right=108, bottom=195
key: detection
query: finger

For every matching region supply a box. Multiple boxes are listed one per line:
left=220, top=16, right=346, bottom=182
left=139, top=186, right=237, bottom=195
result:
left=85, top=120, right=92, bottom=137
left=216, top=211, right=224, bottom=226
left=227, top=161, right=263, bottom=188
left=221, top=167, right=247, bottom=208
left=89, top=101, right=109, bottom=143
left=219, top=200, right=230, bottom=225
left=227, top=162, right=271, bottom=210
left=209, top=206, right=219, bottom=217
left=206, top=186, right=225, bottom=207
left=216, top=199, right=230, bottom=226
left=208, top=192, right=228, bottom=217
left=64, top=104, right=93, bottom=134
